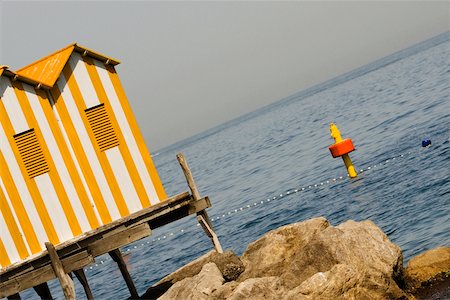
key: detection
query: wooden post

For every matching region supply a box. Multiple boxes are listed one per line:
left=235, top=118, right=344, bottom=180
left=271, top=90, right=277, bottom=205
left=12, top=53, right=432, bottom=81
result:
left=176, top=153, right=223, bottom=253
left=45, top=242, right=75, bottom=300
left=73, top=269, right=93, bottom=300
left=33, top=282, right=53, bottom=300
left=176, top=153, right=201, bottom=199
left=109, top=248, right=139, bottom=299
left=197, top=214, right=224, bottom=253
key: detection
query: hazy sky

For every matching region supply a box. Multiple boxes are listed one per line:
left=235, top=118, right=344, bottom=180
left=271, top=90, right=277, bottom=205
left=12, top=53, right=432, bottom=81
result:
left=1, top=1, right=449, bottom=150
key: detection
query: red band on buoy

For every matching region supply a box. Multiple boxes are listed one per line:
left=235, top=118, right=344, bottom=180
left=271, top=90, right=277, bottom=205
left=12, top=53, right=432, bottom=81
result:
left=329, top=138, right=355, bottom=158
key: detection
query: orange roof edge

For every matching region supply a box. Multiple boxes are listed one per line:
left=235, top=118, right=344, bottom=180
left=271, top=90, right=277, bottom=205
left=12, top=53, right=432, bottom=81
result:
left=74, top=44, right=121, bottom=66
left=0, top=67, right=53, bottom=91
left=15, top=43, right=77, bottom=73
left=0, top=65, right=9, bottom=77
left=15, top=43, right=120, bottom=88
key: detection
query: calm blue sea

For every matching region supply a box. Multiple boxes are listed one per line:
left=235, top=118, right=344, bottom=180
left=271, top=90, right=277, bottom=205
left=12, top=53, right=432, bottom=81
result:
left=24, top=32, right=450, bottom=299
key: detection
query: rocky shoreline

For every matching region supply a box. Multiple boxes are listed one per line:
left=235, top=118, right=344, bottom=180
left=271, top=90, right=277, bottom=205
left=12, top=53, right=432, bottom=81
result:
left=139, top=217, right=449, bottom=299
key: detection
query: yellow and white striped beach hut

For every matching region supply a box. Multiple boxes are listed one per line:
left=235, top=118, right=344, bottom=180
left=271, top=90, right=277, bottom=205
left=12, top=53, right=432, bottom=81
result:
left=0, top=44, right=166, bottom=268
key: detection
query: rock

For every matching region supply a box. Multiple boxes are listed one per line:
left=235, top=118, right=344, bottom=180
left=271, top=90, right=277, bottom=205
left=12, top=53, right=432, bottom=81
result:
left=141, top=250, right=244, bottom=298
left=409, top=272, right=450, bottom=300
left=283, top=263, right=400, bottom=300
left=212, top=251, right=245, bottom=281
left=284, top=264, right=359, bottom=299
left=158, top=263, right=225, bottom=300
left=209, top=281, right=239, bottom=300
left=404, top=246, right=450, bottom=291
left=238, top=217, right=330, bottom=283
left=227, top=277, right=287, bottom=300
left=239, top=217, right=406, bottom=299
left=155, top=250, right=244, bottom=286
left=318, top=220, right=404, bottom=298
left=141, top=250, right=244, bottom=299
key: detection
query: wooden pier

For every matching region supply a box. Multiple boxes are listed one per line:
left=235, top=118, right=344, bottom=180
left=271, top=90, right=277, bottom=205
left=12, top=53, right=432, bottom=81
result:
left=0, top=154, right=222, bottom=299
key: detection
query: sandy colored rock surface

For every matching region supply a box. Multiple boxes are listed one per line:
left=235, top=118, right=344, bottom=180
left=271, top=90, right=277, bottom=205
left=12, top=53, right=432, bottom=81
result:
left=238, top=217, right=330, bottom=284
left=404, top=246, right=450, bottom=291
left=158, top=263, right=224, bottom=300
left=227, top=277, right=287, bottom=300
left=155, top=250, right=244, bottom=286
left=238, top=217, right=405, bottom=298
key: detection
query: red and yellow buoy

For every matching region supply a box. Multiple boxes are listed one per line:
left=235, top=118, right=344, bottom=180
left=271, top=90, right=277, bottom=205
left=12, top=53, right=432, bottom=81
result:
left=329, top=123, right=357, bottom=178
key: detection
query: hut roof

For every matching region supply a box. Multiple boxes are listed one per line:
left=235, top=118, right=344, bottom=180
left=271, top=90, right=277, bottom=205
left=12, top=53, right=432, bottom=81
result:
left=15, top=43, right=120, bottom=89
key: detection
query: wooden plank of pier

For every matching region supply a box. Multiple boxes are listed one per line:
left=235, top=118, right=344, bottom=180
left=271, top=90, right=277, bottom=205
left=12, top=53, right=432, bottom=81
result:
left=0, top=192, right=211, bottom=298
left=1, top=250, right=93, bottom=297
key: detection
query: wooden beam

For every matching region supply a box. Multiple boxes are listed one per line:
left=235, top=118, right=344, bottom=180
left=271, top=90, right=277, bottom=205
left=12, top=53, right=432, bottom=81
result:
left=0, top=196, right=209, bottom=297
left=45, top=242, right=75, bottom=300
left=109, top=249, right=139, bottom=299
left=1, top=194, right=202, bottom=284
left=197, top=214, right=223, bottom=253
left=197, top=209, right=214, bottom=231
left=0, top=251, right=93, bottom=298
left=73, top=269, right=93, bottom=300
left=89, top=223, right=151, bottom=257
left=177, top=153, right=223, bottom=253
left=148, top=197, right=210, bottom=229
left=0, top=187, right=214, bottom=297
left=0, top=192, right=190, bottom=279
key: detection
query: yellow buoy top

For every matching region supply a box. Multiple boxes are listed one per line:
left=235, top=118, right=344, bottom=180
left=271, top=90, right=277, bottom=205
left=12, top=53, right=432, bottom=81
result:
left=330, top=123, right=343, bottom=143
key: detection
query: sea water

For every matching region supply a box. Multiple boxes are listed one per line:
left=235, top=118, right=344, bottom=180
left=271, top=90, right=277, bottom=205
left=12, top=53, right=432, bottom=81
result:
left=24, top=32, right=449, bottom=299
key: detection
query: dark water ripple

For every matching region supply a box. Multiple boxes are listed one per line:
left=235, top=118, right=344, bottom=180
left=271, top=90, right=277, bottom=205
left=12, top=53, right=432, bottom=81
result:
left=23, top=36, right=450, bottom=299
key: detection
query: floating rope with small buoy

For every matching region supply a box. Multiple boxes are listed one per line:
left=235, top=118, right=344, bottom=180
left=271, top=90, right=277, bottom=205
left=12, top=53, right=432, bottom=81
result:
left=84, top=145, right=426, bottom=272
left=85, top=126, right=447, bottom=272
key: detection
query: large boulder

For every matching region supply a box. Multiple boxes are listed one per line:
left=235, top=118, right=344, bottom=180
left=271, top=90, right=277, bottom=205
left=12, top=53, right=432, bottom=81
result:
left=404, top=246, right=450, bottom=292
left=238, top=217, right=330, bottom=283
left=158, top=263, right=225, bottom=300
left=238, top=217, right=406, bottom=299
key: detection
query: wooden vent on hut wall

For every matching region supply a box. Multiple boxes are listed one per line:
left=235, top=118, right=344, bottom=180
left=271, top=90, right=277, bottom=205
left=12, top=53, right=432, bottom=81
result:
left=85, top=103, right=119, bottom=152
left=14, top=129, right=50, bottom=178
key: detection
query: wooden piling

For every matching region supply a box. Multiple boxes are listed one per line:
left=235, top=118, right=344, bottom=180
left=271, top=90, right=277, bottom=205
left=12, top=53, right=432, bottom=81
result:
left=73, top=269, right=93, bottom=300
left=176, top=153, right=223, bottom=253
left=176, top=153, right=201, bottom=200
left=45, top=242, right=75, bottom=300
left=33, top=282, right=53, bottom=299
left=6, top=293, right=21, bottom=300
left=109, top=248, right=139, bottom=299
